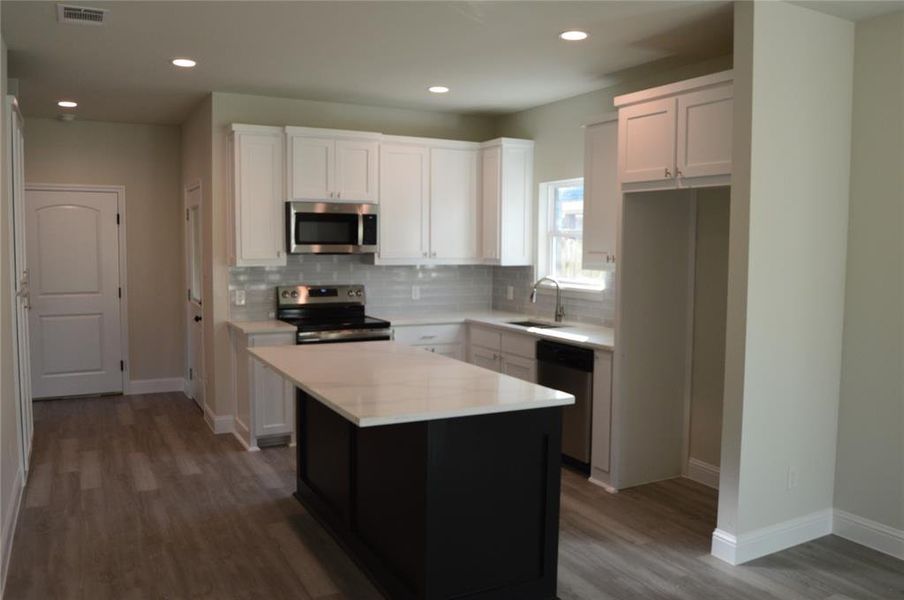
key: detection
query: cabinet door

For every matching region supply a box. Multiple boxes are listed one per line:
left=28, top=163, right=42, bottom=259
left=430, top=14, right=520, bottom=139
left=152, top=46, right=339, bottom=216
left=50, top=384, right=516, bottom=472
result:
left=501, top=353, right=536, bottom=383
left=334, top=139, right=379, bottom=202
left=499, top=142, right=533, bottom=266
left=480, top=146, right=501, bottom=260
left=469, top=345, right=501, bottom=372
left=591, top=351, right=613, bottom=473
left=676, top=85, right=733, bottom=179
left=430, top=147, right=479, bottom=260
left=379, top=143, right=430, bottom=260
left=618, top=97, right=677, bottom=184
left=252, top=360, right=294, bottom=438
left=233, top=129, right=286, bottom=266
left=289, top=135, right=333, bottom=200
left=583, top=118, right=619, bottom=269
left=417, top=343, right=463, bottom=361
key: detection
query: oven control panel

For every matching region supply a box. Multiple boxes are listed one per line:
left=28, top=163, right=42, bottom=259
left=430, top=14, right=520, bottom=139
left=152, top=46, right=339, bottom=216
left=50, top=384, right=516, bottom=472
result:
left=277, top=284, right=365, bottom=306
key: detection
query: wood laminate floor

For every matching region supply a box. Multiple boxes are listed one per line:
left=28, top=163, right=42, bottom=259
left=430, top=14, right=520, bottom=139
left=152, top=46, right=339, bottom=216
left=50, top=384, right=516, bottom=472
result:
left=4, top=393, right=903, bottom=600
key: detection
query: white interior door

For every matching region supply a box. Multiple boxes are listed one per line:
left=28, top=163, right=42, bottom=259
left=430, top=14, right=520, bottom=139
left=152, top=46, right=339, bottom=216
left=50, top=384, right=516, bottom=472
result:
left=185, top=183, right=204, bottom=410
left=7, top=96, right=32, bottom=471
left=26, top=187, right=123, bottom=398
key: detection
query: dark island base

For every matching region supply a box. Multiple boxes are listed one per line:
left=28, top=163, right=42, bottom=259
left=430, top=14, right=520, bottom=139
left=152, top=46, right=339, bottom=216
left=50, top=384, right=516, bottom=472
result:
left=295, top=390, right=564, bottom=600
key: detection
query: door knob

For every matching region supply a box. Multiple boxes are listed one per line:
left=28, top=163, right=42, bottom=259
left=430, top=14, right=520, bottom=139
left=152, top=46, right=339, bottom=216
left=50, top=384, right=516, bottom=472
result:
left=194, top=316, right=202, bottom=322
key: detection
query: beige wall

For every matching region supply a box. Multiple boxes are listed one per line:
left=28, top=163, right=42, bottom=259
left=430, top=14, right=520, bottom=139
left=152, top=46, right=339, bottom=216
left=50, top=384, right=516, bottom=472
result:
left=689, top=188, right=730, bottom=469
left=23, top=118, right=184, bottom=381
left=834, top=13, right=904, bottom=531
left=719, top=1, right=854, bottom=549
left=205, top=92, right=497, bottom=418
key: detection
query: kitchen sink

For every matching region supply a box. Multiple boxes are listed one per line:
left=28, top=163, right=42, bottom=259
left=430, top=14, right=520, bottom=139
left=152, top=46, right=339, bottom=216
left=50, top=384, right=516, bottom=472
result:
left=507, top=320, right=564, bottom=329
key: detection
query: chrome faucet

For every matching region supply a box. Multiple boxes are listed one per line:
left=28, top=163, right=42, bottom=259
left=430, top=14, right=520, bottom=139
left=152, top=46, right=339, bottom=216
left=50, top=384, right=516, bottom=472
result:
left=529, top=276, right=565, bottom=322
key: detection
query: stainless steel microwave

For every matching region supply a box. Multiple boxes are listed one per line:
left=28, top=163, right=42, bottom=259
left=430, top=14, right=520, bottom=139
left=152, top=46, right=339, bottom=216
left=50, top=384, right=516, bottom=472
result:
left=286, top=201, right=378, bottom=254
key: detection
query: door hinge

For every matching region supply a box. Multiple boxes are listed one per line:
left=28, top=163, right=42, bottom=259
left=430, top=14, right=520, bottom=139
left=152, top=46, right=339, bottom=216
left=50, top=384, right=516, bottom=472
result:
left=116, top=213, right=120, bottom=225
left=187, top=289, right=191, bottom=301
left=189, top=368, right=193, bottom=381
left=186, top=208, right=190, bottom=221
left=118, top=287, right=122, bottom=299
left=120, top=360, right=125, bottom=372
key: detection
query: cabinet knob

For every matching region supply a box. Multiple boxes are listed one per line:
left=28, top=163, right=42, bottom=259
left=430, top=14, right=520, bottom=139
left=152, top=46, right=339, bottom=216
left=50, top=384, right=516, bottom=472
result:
left=337, top=192, right=342, bottom=199
left=664, top=168, right=672, bottom=178
left=422, top=251, right=428, bottom=257
left=676, top=168, right=683, bottom=178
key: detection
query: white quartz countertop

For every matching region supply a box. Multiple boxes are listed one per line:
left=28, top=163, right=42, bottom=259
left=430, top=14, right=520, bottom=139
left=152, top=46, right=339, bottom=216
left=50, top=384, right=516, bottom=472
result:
left=248, top=341, right=574, bottom=427
left=378, top=310, right=615, bottom=352
left=227, top=320, right=297, bottom=335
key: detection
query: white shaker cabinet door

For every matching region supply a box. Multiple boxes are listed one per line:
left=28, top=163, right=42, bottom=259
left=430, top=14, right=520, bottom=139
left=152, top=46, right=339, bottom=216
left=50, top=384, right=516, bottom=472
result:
left=676, top=84, right=733, bottom=179
left=480, top=145, right=501, bottom=261
left=288, top=135, right=333, bottom=200
left=618, top=97, right=677, bottom=184
left=583, top=117, right=619, bottom=269
left=334, top=138, right=379, bottom=203
left=469, top=345, right=501, bottom=373
left=379, top=143, right=430, bottom=260
left=430, top=147, right=479, bottom=260
left=501, top=353, right=537, bottom=383
left=233, top=127, right=286, bottom=266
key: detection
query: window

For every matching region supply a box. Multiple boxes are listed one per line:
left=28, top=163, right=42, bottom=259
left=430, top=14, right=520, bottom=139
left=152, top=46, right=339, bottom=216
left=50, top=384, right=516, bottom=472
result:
left=539, top=178, right=605, bottom=289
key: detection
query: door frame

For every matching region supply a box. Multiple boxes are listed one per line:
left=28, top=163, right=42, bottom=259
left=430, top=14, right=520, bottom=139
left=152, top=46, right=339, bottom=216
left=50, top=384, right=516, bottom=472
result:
left=183, top=179, right=205, bottom=407
left=23, top=183, right=130, bottom=394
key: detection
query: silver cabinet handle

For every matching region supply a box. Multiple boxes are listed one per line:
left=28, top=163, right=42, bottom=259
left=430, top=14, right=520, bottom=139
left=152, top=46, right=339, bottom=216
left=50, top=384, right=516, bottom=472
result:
left=665, top=168, right=672, bottom=178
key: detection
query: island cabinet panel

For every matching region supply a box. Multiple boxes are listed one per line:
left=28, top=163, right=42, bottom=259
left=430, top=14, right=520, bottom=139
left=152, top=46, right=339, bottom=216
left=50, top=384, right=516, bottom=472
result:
left=295, top=391, right=563, bottom=600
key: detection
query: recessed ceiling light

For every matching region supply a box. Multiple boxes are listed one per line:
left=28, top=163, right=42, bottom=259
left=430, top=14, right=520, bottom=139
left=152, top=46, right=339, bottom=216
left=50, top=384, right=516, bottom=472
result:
left=172, top=58, right=197, bottom=68
left=560, top=30, right=589, bottom=41
left=428, top=85, right=450, bottom=94
left=57, top=100, right=78, bottom=108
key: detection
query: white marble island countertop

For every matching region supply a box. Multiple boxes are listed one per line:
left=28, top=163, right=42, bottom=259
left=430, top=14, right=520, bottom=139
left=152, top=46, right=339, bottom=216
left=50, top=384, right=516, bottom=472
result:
left=248, top=340, right=574, bottom=427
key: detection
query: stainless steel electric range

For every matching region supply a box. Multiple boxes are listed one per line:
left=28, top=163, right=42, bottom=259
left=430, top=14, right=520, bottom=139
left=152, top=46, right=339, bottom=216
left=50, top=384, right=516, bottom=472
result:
left=275, top=284, right=392, bottom=344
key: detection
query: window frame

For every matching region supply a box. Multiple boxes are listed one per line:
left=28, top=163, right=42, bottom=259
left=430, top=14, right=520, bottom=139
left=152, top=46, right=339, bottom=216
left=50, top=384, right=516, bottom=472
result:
left=536, top=178, right=606, bottom=294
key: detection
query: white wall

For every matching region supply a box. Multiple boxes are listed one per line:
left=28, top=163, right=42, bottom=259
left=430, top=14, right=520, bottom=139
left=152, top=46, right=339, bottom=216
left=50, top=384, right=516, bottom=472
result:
left=834, top=12, right=904, bottom=539
left=0, top=32, right=24, bottom=594
left=716, top=1, right=854, bottom=564
left=23, top=118, right=184, bottom=382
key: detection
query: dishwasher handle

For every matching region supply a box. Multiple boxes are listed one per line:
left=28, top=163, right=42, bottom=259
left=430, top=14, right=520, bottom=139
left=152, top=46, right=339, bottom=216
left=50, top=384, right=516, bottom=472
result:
left=536, top=340, right=594, bottom=372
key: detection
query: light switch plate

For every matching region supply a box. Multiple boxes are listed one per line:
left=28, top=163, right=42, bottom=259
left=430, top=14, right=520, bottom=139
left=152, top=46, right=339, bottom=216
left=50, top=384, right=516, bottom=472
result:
left=234, top=289, right=246, bottom=306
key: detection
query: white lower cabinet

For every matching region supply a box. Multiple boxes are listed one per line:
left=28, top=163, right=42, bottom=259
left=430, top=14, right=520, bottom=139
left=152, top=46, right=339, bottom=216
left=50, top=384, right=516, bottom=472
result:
left=231, top=329, right=295, bottom=450
left=590, top=350, right=614, bottom=488
left=393, top=324, right=465, bottom=362
left=467, top=325, right=537, bottom=383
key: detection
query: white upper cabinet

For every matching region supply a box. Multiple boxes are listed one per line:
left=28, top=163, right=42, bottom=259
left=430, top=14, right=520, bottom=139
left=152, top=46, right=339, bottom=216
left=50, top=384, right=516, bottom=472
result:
left=481, top=138, right=534, bottom=266
left=676, top=84, right=733, bottom=179
left=618, top=98, right=677, bottom=184
left=379, top=142, right=430, bottom=259
left=430, top=146, right=479, bottom=261
left=615, top=70, right=733, bottom=190
left=286, top=127, right=379, bottom=203
left=583, top=116, right=619, bottom=269
left=230, top=124, right=286, bottom=267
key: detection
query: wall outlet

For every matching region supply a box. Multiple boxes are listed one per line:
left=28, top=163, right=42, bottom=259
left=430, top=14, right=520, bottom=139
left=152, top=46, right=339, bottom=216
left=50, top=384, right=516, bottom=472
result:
left=787, top=465, right=799, bottom=490
left=506, top=285, right=514, bottom=301
left=234, top=289, right=246, bottom=306
left=411, top=285, right=420, bottom=301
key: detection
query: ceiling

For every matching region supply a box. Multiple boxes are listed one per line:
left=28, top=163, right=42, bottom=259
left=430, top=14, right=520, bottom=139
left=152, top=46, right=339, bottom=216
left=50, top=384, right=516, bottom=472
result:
left=2, top=1, right=736, bottom=125
left=789, top=0, right=904, bottom=21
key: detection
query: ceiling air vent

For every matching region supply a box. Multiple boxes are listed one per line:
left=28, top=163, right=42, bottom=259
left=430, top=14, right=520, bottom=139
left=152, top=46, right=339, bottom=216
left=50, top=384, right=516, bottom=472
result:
left=57, top=4, right=109, bottom=26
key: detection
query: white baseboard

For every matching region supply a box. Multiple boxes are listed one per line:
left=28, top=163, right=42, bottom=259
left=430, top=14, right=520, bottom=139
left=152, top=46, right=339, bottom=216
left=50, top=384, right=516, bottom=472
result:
left=711, top=509, right=833, bottom=565
left=834, top=509, right=904, bottom=560
left=231, top=418, right=259, bottom=451
left=686, top=458, right=720, bottom=490
left=587, top=476, right=618, bottom=494
left=1, top=467, right=24, bottom=597
left=127, top=377, right=186, bottom=395
left=202, top=403, right=234, bottom=435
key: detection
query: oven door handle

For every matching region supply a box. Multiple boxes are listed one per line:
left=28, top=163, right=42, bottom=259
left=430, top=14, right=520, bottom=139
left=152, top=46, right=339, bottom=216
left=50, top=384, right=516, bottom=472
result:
left=296, top=329, right=394, bottom=344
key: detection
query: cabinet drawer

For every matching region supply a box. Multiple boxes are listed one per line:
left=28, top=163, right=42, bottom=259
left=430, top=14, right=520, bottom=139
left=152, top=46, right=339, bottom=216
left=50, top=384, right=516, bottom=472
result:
left=394, top=324, right=463, bottom=346
left=469, top=325, right=501, bottom=350
left=501, top=332, right=535, bottom=359
left=248, top=332, right=295, bottom=347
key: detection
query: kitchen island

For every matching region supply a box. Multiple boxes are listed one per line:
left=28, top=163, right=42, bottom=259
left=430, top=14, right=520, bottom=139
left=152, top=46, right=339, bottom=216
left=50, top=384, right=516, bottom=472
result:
left=248, top=341, right=574, bottom=600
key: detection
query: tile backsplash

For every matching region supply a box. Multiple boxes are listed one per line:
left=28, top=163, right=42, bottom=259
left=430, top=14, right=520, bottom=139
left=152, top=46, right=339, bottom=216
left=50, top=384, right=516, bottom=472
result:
left=229, top=256, right=614, bottom=327
left=492, top=267, right=615, bottom=327
left=229, top=255, right=493, bottom=320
